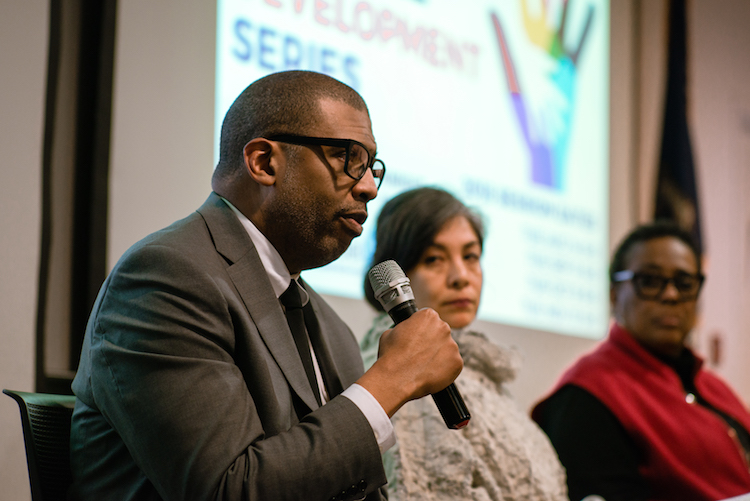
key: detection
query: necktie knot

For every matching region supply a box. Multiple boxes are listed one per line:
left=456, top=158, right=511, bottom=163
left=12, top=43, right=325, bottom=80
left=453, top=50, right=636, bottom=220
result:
left=280, top=280, right=303, bottom=310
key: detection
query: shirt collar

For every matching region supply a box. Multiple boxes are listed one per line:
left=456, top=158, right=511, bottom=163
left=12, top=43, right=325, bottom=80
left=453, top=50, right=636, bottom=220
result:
left=220, top=197, right=308, bottom=304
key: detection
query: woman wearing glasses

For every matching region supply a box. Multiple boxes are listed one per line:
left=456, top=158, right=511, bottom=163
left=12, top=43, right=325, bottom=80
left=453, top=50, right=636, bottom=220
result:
left=532, top=222, right=750, bottom=501
left=360, top=187, right=567, bottom=501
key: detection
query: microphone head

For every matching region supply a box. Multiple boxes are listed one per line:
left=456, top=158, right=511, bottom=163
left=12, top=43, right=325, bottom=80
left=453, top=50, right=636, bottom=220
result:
left=368, top=260, right=415, bottom=312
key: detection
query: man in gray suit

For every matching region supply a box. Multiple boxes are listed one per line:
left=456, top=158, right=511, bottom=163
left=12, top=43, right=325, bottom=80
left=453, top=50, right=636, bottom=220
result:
left=69, top=70, right=462, bottom=501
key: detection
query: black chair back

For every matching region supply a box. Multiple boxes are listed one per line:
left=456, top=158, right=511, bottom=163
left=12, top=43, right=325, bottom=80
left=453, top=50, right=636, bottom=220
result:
left=3, top=389, right=76, bottom=501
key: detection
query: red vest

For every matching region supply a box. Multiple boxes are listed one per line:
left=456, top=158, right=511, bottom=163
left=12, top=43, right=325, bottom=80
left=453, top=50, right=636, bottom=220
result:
left=537, top=323, right=750, bottom=501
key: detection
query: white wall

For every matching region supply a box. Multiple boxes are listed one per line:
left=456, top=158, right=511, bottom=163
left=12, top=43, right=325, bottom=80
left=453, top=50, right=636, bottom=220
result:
left=688, top=0, right=750, bottom=400
left=107, top=0, right=217, bottom=264
left=0, top=2, right=49, bottom=500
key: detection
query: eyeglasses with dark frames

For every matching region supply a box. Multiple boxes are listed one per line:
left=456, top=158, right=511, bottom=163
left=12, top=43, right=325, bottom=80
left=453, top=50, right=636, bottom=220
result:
left=267, top=134, right=386, bottom=188
left=612, top=270, right=705, bottom=301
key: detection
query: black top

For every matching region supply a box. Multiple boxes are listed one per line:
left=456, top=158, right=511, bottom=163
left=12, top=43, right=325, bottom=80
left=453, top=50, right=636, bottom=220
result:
left=535, top=349, right=750, bottom=501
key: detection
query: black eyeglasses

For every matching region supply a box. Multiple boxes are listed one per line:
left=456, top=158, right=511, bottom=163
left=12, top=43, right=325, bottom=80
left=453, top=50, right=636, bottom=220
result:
left=267, top=134, right=386, bottom=188
left=612, top=270, right=705, bottom=301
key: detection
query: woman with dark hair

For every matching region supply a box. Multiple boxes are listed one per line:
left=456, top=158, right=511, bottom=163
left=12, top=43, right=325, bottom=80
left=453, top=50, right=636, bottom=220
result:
left=361, top=187, right=567, bottom=501
left=362, top=187, right=485, bottom=329
left=532, top=221, right=750, bottom=501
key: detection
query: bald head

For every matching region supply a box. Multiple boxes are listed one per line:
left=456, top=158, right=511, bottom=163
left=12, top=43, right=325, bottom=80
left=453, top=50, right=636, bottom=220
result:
left=213, top=71, right=369, bottom=184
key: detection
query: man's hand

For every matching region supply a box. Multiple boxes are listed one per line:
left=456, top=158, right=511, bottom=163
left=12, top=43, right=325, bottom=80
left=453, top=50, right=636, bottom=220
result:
left=356, top=308, right=463, bottom=417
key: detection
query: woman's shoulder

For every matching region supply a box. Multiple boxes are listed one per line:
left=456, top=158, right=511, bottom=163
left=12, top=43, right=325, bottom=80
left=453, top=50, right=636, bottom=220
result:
left=457, top=330, right=522, bottom=385
left=359, top=312, right=393, bottom=370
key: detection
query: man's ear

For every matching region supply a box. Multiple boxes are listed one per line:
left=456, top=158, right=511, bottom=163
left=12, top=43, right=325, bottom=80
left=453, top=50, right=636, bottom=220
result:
left=243, top=138, right=278, bottom=187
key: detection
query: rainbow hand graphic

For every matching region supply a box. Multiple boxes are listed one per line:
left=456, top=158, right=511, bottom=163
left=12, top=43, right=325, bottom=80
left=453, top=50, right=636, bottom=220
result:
left=492, top=0, right=594, bottom=191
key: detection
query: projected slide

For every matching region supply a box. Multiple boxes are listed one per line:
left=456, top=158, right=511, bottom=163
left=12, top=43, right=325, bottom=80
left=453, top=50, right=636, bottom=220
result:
left=215, top=0, right=610, bottom=338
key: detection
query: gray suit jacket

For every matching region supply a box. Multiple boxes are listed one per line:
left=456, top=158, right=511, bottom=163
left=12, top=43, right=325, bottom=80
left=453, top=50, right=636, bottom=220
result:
left=70, top=193, right=387, bottom=501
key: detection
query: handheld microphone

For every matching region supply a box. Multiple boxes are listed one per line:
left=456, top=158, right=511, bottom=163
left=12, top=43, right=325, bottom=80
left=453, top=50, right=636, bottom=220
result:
left=368, top=260, right=471, bottom=430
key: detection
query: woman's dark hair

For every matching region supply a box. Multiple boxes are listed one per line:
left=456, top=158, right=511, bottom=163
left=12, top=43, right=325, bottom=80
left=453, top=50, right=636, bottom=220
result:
left=609, top=220, right=702, bottom=284
left=363, top=187, right=484, bottom=311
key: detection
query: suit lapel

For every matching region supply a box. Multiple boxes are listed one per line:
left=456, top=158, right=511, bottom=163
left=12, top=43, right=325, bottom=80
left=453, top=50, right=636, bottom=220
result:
left=197, top=193, right=320, bottom=412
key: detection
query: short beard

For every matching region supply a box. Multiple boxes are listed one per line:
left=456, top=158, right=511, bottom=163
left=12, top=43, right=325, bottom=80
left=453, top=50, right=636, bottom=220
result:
left=262, top=153, right=353, bottom=273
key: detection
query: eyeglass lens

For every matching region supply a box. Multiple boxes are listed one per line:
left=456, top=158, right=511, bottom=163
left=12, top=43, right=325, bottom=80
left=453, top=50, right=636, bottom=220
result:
left=347, top=142, right=369, bottom=179
left=347, top=143, right=385, bottom=185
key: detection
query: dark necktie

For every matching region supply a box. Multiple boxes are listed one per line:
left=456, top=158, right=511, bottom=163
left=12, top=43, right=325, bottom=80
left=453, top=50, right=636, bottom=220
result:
left=302, top=298, right=344, bottom=399
left=280, top=280, right=322, bottom=406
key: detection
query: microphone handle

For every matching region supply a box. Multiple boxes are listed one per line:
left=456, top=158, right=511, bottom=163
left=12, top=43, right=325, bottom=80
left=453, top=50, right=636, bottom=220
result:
left=388, top=301, right=471, bottom=430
